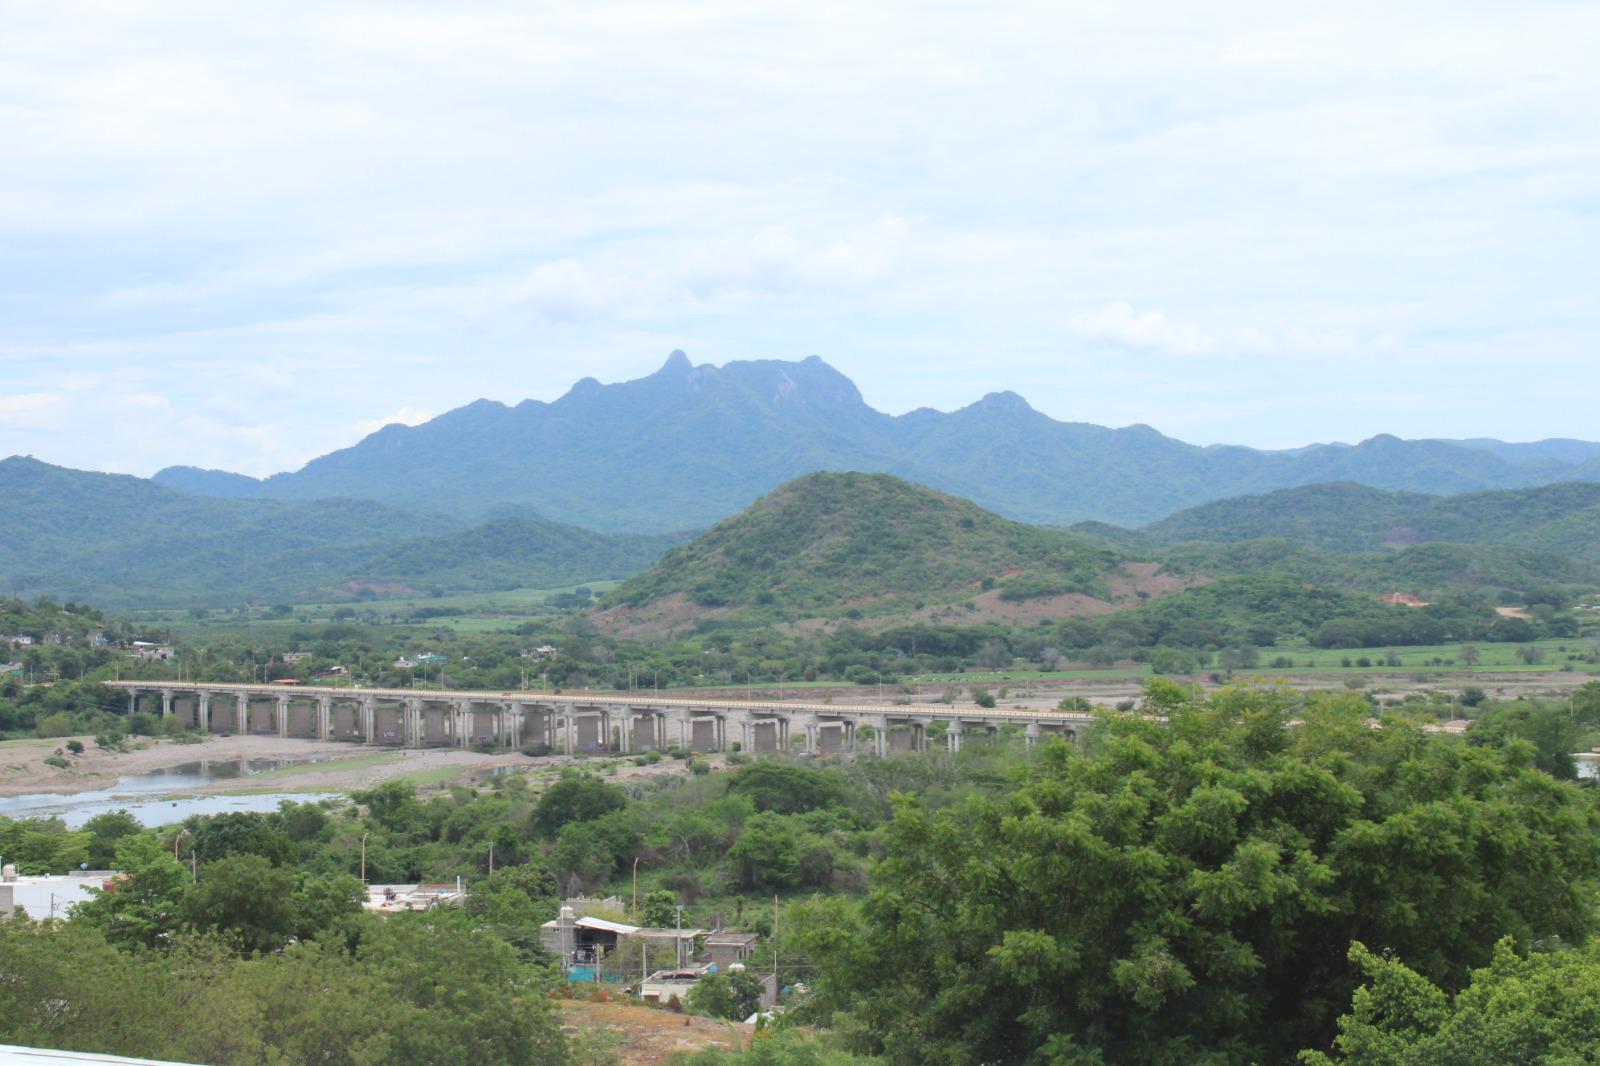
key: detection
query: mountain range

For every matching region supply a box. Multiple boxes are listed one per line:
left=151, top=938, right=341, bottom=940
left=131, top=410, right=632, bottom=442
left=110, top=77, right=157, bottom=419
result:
left=1132, top=481, right=1600, bottom=560
left=147, top=352, right=1600, bottom=531
left=0, top=456, right=681, bottom=607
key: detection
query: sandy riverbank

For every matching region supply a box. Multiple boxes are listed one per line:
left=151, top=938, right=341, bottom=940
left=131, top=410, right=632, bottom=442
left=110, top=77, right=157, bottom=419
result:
left=3, top=671, right=1587, bottom=800
left=0, top=735, right=527, bottom=798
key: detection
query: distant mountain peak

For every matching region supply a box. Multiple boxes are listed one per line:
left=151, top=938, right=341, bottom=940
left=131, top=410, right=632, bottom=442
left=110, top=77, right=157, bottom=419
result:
left=660, top=349, right=692, bottom=373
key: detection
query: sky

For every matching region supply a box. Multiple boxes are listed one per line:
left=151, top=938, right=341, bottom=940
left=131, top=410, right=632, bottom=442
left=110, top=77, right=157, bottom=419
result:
left=2, top=0, right=1597, bottom=477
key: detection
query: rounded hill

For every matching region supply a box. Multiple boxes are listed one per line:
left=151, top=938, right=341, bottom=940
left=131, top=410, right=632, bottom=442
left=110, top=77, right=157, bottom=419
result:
left=600, top=471, right=1122, bottom=624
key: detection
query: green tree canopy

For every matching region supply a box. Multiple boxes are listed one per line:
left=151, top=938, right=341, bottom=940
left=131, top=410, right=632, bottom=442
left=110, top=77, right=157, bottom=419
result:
left=531, top=771, right=627, bottom=838
left=791, top=685, right=1600, bottom=1065
left=686, top=969, right=766, bottom=1021
left=1305, top=939, right=1600, bottom=1065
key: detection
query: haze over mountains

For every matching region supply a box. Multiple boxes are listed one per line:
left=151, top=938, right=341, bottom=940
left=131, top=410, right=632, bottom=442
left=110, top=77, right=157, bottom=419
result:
left=8, top=352, right=1600, bottom=610
left=0, top=456, right=681, bottom=607
left=149, top=352, right=1600, bottom=531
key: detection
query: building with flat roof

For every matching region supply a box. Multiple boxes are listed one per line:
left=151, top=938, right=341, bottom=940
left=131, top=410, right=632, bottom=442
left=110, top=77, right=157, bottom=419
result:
left=0, top=866, right=119, bottom=921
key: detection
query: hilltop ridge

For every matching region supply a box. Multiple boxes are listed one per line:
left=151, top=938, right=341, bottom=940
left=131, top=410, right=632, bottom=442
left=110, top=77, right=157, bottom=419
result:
left=138, top=351, right=1600, bottom=532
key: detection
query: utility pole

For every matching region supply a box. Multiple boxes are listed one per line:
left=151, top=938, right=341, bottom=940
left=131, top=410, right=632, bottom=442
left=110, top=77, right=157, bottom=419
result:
left=359, top=832, right=369, bottom=883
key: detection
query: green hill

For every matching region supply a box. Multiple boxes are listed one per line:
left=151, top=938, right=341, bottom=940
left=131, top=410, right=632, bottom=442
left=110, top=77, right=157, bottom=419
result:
left=357, top=518, right=687, bottom=591
left=0, top=457, right=679, bottom=606
left=601, top=472, right=1122, bottom=623
left=1143, top=481, right=1600, bottom=557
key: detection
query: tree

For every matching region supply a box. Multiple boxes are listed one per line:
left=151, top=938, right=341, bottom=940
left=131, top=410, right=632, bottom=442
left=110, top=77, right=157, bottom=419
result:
left=531, top=772, right=627, bottom=837
left=1457, top=645, right=1480, bottom=667
left=1304, top=939, right=1600, bottom=1065
left=728, top=763, right=846, bottom=815
left=82, top=809, right=142, bottom=869
left=686, top=969, right=766, bottom=1021
left=642, top=889, right=679, bottom=928
left=183, top=853, right=298, bottom=954
left=1467, top=701, right=1581, bottom=779
left=185, top=811, right=294, bottom=866
left=728, top=812, right=801, bottom=891
left=72, top=835, right=190, bottom=950
left=792, top=686, right=1600, bottom=1065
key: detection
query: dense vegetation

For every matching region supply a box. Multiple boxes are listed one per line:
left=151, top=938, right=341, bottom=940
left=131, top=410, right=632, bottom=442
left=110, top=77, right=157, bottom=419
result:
left=604, top=472, right=1119, bottom=620
left=5, top=682, right=1597, bottom=1064
left=0, top=457, right=680, bottom=606
left=1140, top=480, right=1600, bottom=560
left=146, top=354, right=1600, bottom=530
left=779, top=683, right=1600, bottom=1064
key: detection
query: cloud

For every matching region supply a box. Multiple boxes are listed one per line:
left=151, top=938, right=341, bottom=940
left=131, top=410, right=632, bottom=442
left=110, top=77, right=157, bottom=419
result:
left=354, top=406, right=435, bottom=437
left=1067, top=302, right=1215, bottom=357
left=0, top=392, right=66, bottom=430
left=1067, top=302, right=1407, bottom=360
left=2, top=1, right=1598, bottom=474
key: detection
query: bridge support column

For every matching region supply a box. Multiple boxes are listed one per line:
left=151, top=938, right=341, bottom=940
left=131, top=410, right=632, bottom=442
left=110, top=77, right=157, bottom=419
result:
left=235, top=693, right=248, bottom=734
left=128, top=691, right=137, bottom=715
left=1024, top=724, right=1040, bottom=747
left=404, top=699, right=423, bottom=748
left=276, top=696, right=288, bottom=738
left=317, top=696, right=332, bottom=741
left=161, top=690, right=173, bottom=718
left=197, top=692, right=212, bottom=734
left=454, top=700, right=471, bottom=750
left=563, top=706, right=576, bottom=756
left=361, top=698, right=375, bottom=744
left=948, top=722, right=962, bottom=752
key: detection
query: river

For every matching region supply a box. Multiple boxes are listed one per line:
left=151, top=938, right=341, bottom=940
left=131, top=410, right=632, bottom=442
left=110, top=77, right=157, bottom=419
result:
left=0, top=756, right=340, bottom=827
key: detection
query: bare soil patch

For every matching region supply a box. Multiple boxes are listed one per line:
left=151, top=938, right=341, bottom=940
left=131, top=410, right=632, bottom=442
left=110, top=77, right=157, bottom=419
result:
left=559, top=998, right=749, bottom=1064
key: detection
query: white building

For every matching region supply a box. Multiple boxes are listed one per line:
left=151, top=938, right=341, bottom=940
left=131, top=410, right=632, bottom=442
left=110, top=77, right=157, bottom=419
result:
left=0, top=865, right=119, bottom=920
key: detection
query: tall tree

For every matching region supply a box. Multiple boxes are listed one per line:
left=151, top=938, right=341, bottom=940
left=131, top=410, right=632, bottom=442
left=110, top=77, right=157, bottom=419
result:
left=792, top=685, right=1600, bottom=1065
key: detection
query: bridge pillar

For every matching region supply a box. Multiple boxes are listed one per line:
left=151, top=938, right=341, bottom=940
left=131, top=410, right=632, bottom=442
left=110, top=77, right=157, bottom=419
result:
left=197, top=692, right=212, bottom=734
left=1024, top=724, right=1040, bottom=747
left=361, top=698, right=375, bottom=744
left=947, top=722, right=962, bottom=753
left=453, top=700, right=471, bottom=750
left=316, top=695, right=332, bottom=741
left=160, top=690, right=173, bottom=718
left=403, top=698, right=422, bottom=748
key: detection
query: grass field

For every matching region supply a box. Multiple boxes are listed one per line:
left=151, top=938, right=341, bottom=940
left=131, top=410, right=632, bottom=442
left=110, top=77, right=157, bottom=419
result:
left=138, top=582, right=620, bottom=641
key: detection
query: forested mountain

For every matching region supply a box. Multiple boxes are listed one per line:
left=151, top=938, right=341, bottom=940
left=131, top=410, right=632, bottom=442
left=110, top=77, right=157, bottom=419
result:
left=1142, top=481, right=1600, bottom=559
left=0, top=457, right=681, bottom=606
left=148, top=352, right=1600, bottom=531
left=599, top=471, right=1126, bottom=627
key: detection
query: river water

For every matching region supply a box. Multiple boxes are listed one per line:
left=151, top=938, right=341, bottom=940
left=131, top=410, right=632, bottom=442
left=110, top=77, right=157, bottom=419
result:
left=0, top=756, right=339, bottom=827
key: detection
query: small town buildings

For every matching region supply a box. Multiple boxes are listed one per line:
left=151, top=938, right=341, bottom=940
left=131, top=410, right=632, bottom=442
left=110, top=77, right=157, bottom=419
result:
left=362, top=883, right=465, bottom=914
left=281, top=652, right=311, bottom=664
left=130, top=641, right=175, bottom=661
left=0, top=865, right=119, bottom=921
left=704, top=931, right=761, bottom=968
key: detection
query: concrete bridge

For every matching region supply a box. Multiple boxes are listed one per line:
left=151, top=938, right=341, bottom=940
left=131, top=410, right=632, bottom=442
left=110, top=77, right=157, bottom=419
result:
left=104, top=681, right=1094, bottom=755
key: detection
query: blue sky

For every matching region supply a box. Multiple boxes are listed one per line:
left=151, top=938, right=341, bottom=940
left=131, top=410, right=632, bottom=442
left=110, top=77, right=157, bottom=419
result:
left=2, top=1, right=1597, bottom=477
